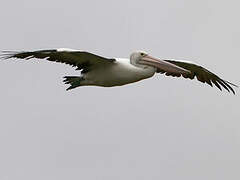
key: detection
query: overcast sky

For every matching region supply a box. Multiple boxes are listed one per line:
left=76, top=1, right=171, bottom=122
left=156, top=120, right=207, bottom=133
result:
left=0, top=0, right=239, bottom=180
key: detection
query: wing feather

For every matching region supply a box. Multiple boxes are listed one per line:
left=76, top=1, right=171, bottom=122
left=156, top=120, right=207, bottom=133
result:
left=157, top=60, right=238, bottom=94
left=1, top=49, right=116, bottom=73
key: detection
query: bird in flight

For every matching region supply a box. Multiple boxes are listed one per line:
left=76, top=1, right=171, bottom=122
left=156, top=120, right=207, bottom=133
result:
left=0, top=48, right=238, bottom=93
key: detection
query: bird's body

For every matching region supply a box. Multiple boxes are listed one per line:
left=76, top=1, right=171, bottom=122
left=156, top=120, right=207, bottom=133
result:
left=81, top=58, right=155, bottom=87
left=0, top=48, right=237, bottom=93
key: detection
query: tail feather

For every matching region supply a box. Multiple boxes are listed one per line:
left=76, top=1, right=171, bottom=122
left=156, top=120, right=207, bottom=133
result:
left=63, top=76, right=84, bottom=91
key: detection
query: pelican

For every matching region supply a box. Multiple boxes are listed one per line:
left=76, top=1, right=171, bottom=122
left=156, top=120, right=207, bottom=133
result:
left=0, top=48, right=238, bottom=93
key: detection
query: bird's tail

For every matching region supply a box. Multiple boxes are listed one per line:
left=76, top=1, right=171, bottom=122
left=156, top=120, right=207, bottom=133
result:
left=63, top=76, right=84, bottom=91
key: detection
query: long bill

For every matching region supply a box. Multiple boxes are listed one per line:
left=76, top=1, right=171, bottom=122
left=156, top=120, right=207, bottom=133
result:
left=139, top=55, right=190, bottom=74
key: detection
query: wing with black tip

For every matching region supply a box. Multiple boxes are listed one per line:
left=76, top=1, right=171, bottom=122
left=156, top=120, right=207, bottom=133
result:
left=157, top=60, right=238, bottom=94
left=1, top=48, right=116, bottom=73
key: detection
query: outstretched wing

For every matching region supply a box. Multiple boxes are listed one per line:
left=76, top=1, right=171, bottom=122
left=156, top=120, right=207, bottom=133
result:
left=157, top=60, right=238, bottom=94
left=1, top=48, right=116, bottom=73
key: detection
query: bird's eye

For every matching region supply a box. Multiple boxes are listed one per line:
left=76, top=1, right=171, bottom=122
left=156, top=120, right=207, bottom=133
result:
left=140, top=53, right=145, bottom=56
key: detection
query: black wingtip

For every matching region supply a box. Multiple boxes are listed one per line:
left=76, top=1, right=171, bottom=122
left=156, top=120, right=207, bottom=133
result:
left=0, top=50, right=20, bottom=60
left=224, top=80, right=238, bottom=88
left=66, top=86, right=75, bottom=91
left=222, top=79, right=237, bottom=95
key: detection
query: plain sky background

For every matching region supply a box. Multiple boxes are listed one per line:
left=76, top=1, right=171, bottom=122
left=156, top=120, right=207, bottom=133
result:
left=0, top=0, right=239, bottom=179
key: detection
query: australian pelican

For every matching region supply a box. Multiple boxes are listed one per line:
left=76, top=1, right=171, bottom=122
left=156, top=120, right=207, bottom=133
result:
left=1, top=48, right=237, bottom=93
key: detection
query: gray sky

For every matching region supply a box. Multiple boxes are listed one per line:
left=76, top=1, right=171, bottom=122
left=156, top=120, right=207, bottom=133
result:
left=0, top=0, right=239, bottom=179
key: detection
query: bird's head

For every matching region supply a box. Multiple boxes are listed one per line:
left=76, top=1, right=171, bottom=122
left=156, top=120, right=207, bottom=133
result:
left=130, top=51, right=167, bottom=69
left=130, top=51, right=149, bottom=68
left=130, top=51, right=190, bottom=74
